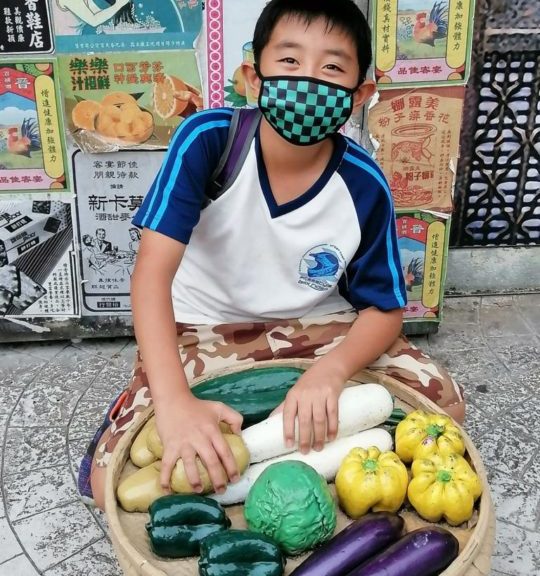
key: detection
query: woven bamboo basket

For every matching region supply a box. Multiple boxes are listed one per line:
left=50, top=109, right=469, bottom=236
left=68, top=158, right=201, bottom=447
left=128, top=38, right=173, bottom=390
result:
left=105, top=359, right=495, bottom=576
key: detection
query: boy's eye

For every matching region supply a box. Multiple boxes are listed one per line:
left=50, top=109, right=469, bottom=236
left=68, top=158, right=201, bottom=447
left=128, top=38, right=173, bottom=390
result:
left=278, top=57, right=298, bottom=65
left=325, top=64, right=345, bottom=72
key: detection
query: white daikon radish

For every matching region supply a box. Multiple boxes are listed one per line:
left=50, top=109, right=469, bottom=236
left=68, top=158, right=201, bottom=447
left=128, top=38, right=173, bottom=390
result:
left=242, top=383, right=393, bottom=463
left=211, top=427, right=393, bottom=505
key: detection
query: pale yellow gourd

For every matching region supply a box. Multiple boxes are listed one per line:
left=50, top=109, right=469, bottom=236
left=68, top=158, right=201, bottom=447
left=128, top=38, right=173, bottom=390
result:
left=117, top=462, right=167, bottom=512
left=129, top=417, right=158, bottom=467
left=171, top=433, right=250, bottom=494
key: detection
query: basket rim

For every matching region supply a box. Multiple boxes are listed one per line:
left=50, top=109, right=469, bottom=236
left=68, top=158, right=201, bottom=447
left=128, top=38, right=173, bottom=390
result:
left=105, top=358, right=494, bottom=576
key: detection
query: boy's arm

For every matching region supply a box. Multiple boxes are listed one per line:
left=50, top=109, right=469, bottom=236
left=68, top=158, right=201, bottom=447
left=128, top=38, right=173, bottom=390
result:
left=131, top=229, right=243, bottom=493
left=280, top=306, right=403, bottom=453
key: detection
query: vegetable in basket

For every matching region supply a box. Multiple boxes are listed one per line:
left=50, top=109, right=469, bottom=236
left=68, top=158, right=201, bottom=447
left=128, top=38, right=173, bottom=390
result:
left=395, top=410, right=465, bottom=463
left=244, top=460, right=336, bottom=555
left=117, top=462, right=167, bottom=512
left=241, top=383, right=393, bottom=463
left=146, top=494, right=230, bottom=558
left=347, top=526, right=459, bottom=576
left=408, top=452, right=483, bottom=525
left=290, top=512, right=404, bottom=576
left=335, top=447, right=408, bottom=519
left=212, top=428, right=393, bottom=506
left=198, top=529, right=285, bottom=576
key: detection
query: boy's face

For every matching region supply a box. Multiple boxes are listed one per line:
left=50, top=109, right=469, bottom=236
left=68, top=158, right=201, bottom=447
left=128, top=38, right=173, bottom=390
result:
left=245, top=15, right=375, bottom=112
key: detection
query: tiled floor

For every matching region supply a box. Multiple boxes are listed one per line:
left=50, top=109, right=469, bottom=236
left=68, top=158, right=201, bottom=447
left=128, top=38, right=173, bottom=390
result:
left=0, top=294, right=539, bottom=575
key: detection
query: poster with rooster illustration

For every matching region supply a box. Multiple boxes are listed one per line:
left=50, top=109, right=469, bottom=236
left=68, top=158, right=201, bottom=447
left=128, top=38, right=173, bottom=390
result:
left=375, top=0, right=474, bottom=87
left=0, top=61, right=67, bottom=192
left=368, top=86, right=464, bottom=213
left=397, top=212, right=449, bottom=321
left=58, top=50, right=202, bottom=153
left=52, top=0, right=202, bottom=54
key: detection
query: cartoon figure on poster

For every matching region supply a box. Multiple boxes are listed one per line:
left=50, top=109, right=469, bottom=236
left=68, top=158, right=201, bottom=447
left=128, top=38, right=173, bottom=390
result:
left=0, top=62, right=67, bottom=191
left=53, top=0, right=202, bottom=52
left=81, top=227, right=137, bottom=276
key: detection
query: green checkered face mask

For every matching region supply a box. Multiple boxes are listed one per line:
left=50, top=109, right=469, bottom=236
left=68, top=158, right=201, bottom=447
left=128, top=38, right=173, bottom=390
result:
left=258, top=75, right=355, bottom=146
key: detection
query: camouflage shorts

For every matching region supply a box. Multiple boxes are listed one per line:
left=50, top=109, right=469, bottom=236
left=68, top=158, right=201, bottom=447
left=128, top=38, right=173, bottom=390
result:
left=95, top=311, right=463, bottom=467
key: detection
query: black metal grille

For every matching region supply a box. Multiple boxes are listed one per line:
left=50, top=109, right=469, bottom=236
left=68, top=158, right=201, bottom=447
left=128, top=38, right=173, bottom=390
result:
left=452, top=50, right=540, bottom=246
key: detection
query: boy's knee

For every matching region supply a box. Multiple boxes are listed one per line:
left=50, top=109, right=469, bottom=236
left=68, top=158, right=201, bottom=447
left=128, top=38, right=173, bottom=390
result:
left=444, top=400, right=465, bottom=425
left=90, top=464, right=107, bottom=511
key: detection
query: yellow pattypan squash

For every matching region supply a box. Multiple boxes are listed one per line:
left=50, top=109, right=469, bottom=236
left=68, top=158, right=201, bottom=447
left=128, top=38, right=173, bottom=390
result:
left=395, top=409, right=465, bottom=463
left=335, top=446, right=409, bottom=519
left=408, top=452, right=483, bottom=525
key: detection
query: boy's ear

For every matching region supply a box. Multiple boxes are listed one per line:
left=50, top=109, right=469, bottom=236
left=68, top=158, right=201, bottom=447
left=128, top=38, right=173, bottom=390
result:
left=242, top=62, right=261, bottom=99
left=352, top=79, right=377, bottom=113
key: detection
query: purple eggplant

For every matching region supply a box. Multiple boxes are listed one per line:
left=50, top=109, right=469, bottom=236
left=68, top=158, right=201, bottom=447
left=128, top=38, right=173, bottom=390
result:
left=348, top=527, right=459, bottom=576
left=290, top=513, right=404, bottom=576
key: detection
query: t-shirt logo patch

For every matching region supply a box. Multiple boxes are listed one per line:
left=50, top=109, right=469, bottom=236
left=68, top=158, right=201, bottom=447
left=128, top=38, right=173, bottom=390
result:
left=298, top=244, right=345, bottom=291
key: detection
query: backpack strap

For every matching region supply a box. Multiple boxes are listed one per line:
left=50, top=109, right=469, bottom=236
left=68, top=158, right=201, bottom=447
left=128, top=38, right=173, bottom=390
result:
left=206, top=107, right=262, bottom=203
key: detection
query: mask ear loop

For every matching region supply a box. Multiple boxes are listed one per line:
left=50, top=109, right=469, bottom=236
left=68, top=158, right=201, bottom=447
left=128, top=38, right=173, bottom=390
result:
left=253, top=62, right=263, bottom=81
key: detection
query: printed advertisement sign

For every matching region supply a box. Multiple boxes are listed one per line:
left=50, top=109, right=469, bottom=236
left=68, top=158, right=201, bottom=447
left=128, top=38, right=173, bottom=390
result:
left=0, top=0, right=54, bottom=55
left=0, top=61, right=68, bottom=192
left=52, top=0, right=202, bottom=54
left=59, top=50, right=202, bottom=153
left=0, top=195, right=77, bottom=317
left=374, top=0, right=474, bottom=87
left=397, top=211, right=450, bottom=321
left=73, top=149, right=164, bottom=314
left=369, top=86, right=464, bottom=213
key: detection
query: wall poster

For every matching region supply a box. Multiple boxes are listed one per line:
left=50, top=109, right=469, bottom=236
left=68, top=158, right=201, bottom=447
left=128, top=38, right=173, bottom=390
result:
left=374, top=0, right=474, bottom=87
left=0, top=0, right=54, bottom=55
left=73, top=149, right=164, bottom=314
left=52, top=0, right=202, bottom=54
left=397, top=211, right=450, bottom=321
left=0, top=194, right=78, bottom=317
left=369, top=86, right=464, bottom=213
left=0, top=61, right=68, bottom=191
left=59, top=50, right=203, bottom=153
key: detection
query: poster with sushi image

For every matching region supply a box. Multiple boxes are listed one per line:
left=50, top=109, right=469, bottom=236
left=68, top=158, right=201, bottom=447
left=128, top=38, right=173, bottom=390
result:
left=374, top=0, right=474, bottom=87
left=52, top=0, right=203, bottom=54
left=58, top=50, right=202, bottom=153
left=0, top=61, right=68, bottom=192
left=0, top=193, right=78, bottom=317
left=397, top=211, right=450, bottom=322
left=368, top=86, right=464, bottom=213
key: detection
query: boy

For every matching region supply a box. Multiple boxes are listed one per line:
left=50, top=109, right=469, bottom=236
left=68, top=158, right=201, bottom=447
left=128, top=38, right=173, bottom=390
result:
left=82, top=0, right=464, bottom=510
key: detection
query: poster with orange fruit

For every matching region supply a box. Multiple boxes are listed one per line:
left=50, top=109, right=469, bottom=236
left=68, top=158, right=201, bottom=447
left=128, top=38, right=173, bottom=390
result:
left=58, top=51, right=203, bottom=153
left=0, top=61, right=68, bottom=191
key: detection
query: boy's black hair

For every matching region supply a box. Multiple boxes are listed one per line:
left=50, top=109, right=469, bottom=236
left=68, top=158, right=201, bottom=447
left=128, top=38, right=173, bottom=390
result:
left=252, top=0, right=372, bottom=82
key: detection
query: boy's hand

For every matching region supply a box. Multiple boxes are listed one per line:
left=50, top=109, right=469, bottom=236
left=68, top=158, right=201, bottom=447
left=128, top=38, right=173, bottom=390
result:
left=155, top=395, right=243, bottom=494
left=272, top=363, right=345, bottom=454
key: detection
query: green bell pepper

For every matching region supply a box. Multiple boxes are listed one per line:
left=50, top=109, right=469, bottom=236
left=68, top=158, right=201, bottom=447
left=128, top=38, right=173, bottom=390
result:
left=198, top=529, right=285, bottom=576
left=146, top=494, right=230, bottom=558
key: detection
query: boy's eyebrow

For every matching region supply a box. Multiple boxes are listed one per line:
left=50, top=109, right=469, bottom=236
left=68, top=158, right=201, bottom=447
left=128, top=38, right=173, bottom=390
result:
left=274, top=41, right=352, bottom=61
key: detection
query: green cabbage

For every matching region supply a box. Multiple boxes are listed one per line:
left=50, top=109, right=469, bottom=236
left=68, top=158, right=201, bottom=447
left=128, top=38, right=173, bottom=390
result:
left=244, top=460, right=337, bottom=555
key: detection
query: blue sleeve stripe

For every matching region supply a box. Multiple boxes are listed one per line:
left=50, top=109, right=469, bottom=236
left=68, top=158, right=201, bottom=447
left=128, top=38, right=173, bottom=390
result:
left=343, top=152, right=406, bottom=308
left=346, top=139, right=388, bottom=183
left=140, top=109, right=233, bottom=228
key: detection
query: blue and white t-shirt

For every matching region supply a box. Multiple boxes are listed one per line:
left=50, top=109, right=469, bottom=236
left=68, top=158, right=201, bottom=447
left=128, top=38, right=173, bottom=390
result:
left=133, top=108, right=406, bottom=324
